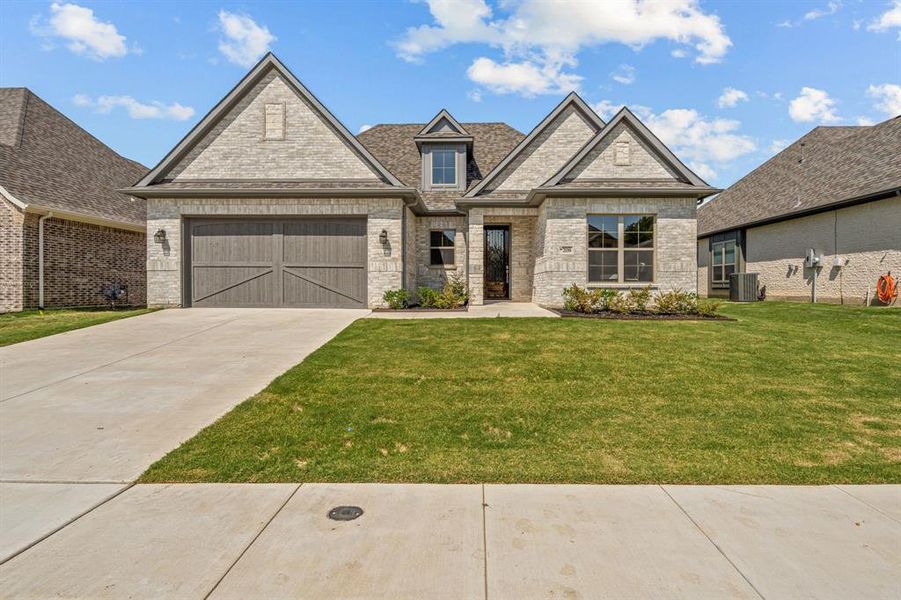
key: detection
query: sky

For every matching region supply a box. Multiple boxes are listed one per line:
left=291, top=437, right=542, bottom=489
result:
left=1, top=0, right=899, bottom=188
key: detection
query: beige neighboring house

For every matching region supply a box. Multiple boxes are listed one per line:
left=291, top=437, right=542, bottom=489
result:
left=0, top=88, right=148, bottom=313
left=697, top=117, right=900, bottom=304
left=124, top=53, right=717, bottom=309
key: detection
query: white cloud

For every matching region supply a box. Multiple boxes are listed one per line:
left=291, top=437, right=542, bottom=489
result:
left=467, top=57, right=581, bottom=96
left=671, top=48, right=688, bottom=58
left=610, top=64, right=636, bottom=85
left=217, top=10, right=275, bottom=68
left=395, top=0, right=731, bottom=98
left=467, top=88, right=483, bottom=102
left=856, top=116, right=876, bottom=125
left=358, top=124, right=372, bottom=134
left=768, top=139, right=790, bottom=154
left=717, top=87, right=749, bottom=108
left=788, top=87, right=840, bottom=122
left=868, top=1, right=901, bottom=36
left=31, top=2, right=127, bottom=60
left=778, top=1, right=842, bottom=28
left=591, top=100, right=756, bottom=179
left=866, top=83, right=901, bottom=116
left=74, top=94, right=195, bottom=121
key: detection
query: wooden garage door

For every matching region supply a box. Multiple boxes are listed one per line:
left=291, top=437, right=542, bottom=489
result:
left=187, top=218, right=367, bottom=308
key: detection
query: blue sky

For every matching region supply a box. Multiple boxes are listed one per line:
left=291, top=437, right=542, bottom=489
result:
left=1, top=0, right=899, bottom=187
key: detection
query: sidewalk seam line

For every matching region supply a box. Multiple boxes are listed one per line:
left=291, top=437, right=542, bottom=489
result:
left=832, top=485, right=901, bottom=525
left=659, top=485, right=766, bottom=600
left=482, top=483, right=489, bottom=600
left=203, top=483, right=302, bottom=599
left=1, top=315, right=246, bottom=403
left=0, top=482, right=135, bottom=566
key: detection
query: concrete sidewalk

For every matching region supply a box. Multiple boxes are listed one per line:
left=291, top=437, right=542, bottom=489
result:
left=1, top=483, right=898, bottom=599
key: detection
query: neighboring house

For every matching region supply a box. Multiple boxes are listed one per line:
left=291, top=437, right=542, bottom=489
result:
left=0, top=88, right=148, bottom=313
left=697, top=117, right=900, bottom=304
left=124, top=54, right=717, bottom=309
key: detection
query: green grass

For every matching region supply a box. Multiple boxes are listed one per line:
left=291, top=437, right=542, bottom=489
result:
left=141, top=302, right=901, bottom=484
left=0, top=307, right=155, bottom=347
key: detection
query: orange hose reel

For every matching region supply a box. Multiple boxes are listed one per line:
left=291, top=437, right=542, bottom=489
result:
left=876, top=273, right=897, bottom=305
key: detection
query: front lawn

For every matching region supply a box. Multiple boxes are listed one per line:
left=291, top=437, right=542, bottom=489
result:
left=0, top=307, right=155, bottom=347
left=142, top=302, right=901, bottom=484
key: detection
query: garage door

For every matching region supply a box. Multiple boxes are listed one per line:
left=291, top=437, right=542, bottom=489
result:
left=186, top=218, right=367, bottom=308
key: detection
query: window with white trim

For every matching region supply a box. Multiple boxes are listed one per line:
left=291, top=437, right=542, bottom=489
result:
left=430, top=229, right=455, bottom=266
left=711, top=240, right=736, bottom=284
left=588, top=215, right=655, bottom=283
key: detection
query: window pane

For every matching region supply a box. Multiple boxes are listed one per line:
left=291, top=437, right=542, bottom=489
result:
left=713, top=265, right=724, bottom=282
left=589, top=250, right=618, bottom=282
left=725, top=264, right=735, bottom=279
left=724, top=241, right=736, bottom=265
left=712, top=244, right=723, bottom=265
left=432, top=150, right=456, bottom=185
left=430, top=230, right=442, bottom=247
left=432, top=166, right=444, bottom=184
left=624, top=216, right=654, bottom=248
left=624, top=251, right=653, bottom=282
left=587, top=216, right=618, bottom=247
left=441, top=230, right=455, bottom=246
left=431, top=248, right=453, bottom=265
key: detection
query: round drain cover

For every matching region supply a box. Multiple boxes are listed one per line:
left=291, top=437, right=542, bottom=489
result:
left=328, top=505, right=364, bottom=521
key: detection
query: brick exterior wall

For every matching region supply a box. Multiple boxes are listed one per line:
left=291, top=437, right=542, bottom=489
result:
left=168, top=71, right=378, bottom=181
left=1, top=199, right=25, bottom=313
left=739, top=196, right=901, bottom=304
left=18, top=215, right=145, bottom=309
left=487, top=107, right=596, bottom=192
left=568, top=123, right=679, bottom=179
left=532, top=197, right=697, bottom=306
left=412, top=215, right=468, bottom=294
left=146, top=197, right=404, bottom=308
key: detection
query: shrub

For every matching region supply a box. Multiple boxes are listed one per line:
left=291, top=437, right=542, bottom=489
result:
left=654, top=289, right=697, bottom=315
left=695, top=299, right=721, bottom=317
left=562, top=284, right=600, bottom=313
left=417, top=287, right=441, bottom=308
left=382, top=289, right=409, bottom=309
left=596, top=288, right=619, bottom=311
left=628, top=286, right=653, bottom=313
left=607, top=291, right=634, bottom=314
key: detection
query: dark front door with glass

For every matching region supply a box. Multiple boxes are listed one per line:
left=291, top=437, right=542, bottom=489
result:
left=484, top=225, right=510, bottom=300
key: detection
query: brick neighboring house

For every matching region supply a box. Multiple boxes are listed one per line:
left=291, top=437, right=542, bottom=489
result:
left=697, top=117, right=900, bottom=304
left=125, top=54, right=717, bottom=309
left=1, top=88, right=148, bottom=313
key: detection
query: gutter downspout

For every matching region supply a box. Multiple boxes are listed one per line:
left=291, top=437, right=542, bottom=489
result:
left=38, top=212, right=53, bottom=309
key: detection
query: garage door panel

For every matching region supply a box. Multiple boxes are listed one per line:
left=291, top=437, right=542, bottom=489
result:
left=187, top=218, right=367, bottom=308
left=192, top=222, right=275, bottom=264
left=283, top=266, right=365, bottom=307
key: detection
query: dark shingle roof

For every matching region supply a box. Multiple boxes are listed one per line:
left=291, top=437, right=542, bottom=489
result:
left=357, top=122, right=524, bottom=210
left=698, top=117, right=901, bottom=236
left=0, top=88, right=147, bottom=227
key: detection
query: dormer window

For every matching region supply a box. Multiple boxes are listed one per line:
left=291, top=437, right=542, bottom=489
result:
left=431, top=147, right=457, bottom=185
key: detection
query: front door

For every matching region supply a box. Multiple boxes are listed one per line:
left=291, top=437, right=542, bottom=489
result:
left=484, top=225, right=510, bottom=300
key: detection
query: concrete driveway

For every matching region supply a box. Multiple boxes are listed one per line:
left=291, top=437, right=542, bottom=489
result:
left=0, top=308, right=367, bottom=560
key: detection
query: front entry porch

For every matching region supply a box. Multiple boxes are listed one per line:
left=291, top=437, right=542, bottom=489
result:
left=467, top=208, right=538, bottom=305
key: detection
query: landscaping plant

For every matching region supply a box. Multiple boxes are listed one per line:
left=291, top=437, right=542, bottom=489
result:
left=382, top=289, right=409, bottom=309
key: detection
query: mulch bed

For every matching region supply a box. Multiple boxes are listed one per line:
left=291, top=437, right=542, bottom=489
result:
left=549, top=308, right=735, bottom=321
left=371, top=306, right=468, bottom=313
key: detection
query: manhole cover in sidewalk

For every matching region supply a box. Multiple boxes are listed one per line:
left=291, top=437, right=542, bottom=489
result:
left=328, top=506, right=364, bottom=521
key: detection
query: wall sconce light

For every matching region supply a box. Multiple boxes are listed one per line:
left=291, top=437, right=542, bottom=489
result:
left=154, top=229, right=167, bottom=243
left=379, top=229, right=388, bottom=245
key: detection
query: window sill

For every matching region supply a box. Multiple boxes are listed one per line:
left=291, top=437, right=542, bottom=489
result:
left=428, top=265, right=457, bottom=270
left=587, top=283, right=658, bottom=289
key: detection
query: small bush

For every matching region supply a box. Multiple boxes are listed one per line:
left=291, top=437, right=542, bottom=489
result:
left=654, top=289, right=697, bottom=315
left=382, top=289, right=409, bottom=309
left=417, top=287, right=441, bottom=308
left=628, top=286, right=653, bottom=312
left=607, top=291, right=634, bottom=314
left=562, top=284, right=601, bottom=313
left=695, top=299, right=721, bottom=317
left=597, top=288, right=619, bottom=311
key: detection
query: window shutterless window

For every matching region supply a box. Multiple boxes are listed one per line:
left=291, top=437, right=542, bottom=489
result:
left=588, top=215, right=655, bottom=284
left=711, top=240, right=736, bottom=284
left=431, top=148, right=456, bottom=185
left=430, top=229, right=455, bottom=266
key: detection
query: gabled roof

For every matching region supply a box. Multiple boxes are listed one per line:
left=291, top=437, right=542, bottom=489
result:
left=0, top=87, right=147, bottom=228
left=358, top=122, right=524, bottom=211
left=417, top=109, right=470, bottom=137
left=698, top=117, right=901, bottom=237
left=134, top=53, right=403, bottom=188
left=464, top=92, right=605, bottom=197
left=545, top=107, right=709, bottom=188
